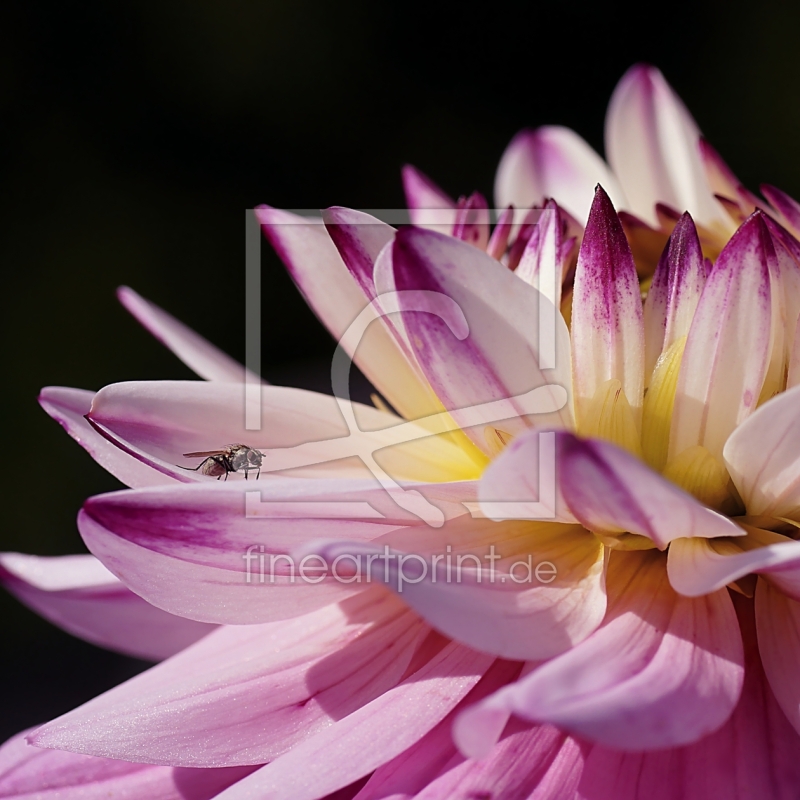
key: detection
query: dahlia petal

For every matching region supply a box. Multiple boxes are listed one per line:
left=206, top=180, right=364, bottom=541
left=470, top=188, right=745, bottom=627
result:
left=557, top=433, right=741, bottom=549
left=790, top=315, right=800, bottom=389
left=457, top=550, right=744, bottom=752
left=605, top=65, right=726, bottom=230
left=755, top=579, right=800, bottom=737
left=307, top=517, right=607, bottom=661
left=117, top=287, right=257, bottom=384
left=762, top=184, right=800, bottom=237
left=723, top=384, right=800, bottom=518
left=86, top=381, right=478, bottom=483
left=256, top=206, right=437, bottom=420
left=571, top=187, right=644, bottom=427
left=667, top=536, right=800, bottom=598
left=401, top=164, right=457, bottom=234
left=671, top=212, right=773, bottom=461
left=30, top=590, right=427, bottom=767
left=578, top=592, right=800, bottom=800
left=642, top=213, right=706, bottom=380
left=452, top=191, right=491, bottom=251
left=699, top=138, right=761, bottom=216
left=494, top=126, right=626, bottom=224
left=0, top=729, right=255, bottom=800
left=0, top=553, right=214, bottom=661
left=391, top=226, right=573, bottom=454
left=515, top=199, right=564, bottom=313
left=39, top=386, right=173, bottom=488
left=77, top=477, right=452, bottom=623
left=478, top=428, right=577, bottom=524
left=207, top=642, right=492, bottom=800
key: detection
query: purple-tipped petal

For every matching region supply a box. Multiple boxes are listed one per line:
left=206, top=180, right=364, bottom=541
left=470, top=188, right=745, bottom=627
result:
left=390, top=226, right=573, bottom=453
left=557, top=432, right=743, bottom=548
left=0, top=553, right=214, bottom=661
left=571, top=186, right=645, bottom=425
left=39, top=386, right=175, bottom=488
left=515, top=199, right=565, bottom=314
left=671, top=213, right=774, bottom=461
left=307, top=516, right=606, bottom=661
left=762, top=184, right=800, bottom=236
left=256, top=205, right=437, bottom=420
left=494, top=126, right=625, bottom=224
left=30, top=590, right=427, bottom=767
left=724, top=384, right=800, bottom=519
left=699, top=138, right=761, bottom=217
left=451, top=191, right=490, bottom=250
left=486, top=204, right=515, bottom=261
left=455, top=550, right=744, bottom=752
left=576, top=594, right=800, bottom=799
left=208, top=642, right=493, bottom=800
left=0, top=729, right=256, bottom=800
left=605, top=65, right=727, bottom=230
left=642, top=212, right=706, bottom=380
left=401, top=164, right=457, bottom=234
left=117, top=287, right=257, bottom=384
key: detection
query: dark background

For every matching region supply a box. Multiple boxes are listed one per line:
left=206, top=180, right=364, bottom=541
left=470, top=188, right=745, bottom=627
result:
left=2, top=0, right=799, bottom=742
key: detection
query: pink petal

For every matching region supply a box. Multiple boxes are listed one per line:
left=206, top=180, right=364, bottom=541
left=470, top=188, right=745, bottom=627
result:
left=391, top=226, right=573, bottom=453
left=0, top=552, right=214, bottom=661
left=306, top=514, right=607, bottom=661
left=642, top=212, right=706, bottom=380
left=77, top=477, right=441, bottom=624
left=0, top=728, right=255, bottom=800
left=117, top=287, right=258, bottom=384
left=723, top=384, right=800, bottom=518
left=85, top=380, right=476, bottom=484
left=699, top=138, right=761, bottom=217
left=30, top=590, right=426, bottom=766
left=755, top=579, right=800, bottom=737
left=494, top=126, right=626, bottom=224
left=670, top=212, right=774, bottom=461
left=452, top=191, right=491, bottom=250
left=571, top=186, right=645, bottom=426
left=668, top=536, right=800, bottom=598
left=401, top=164, right=457, bottom=234
left=577, top=593, right=800, bottom=799
left=605, top=65, right=727, bottom=230
left=556, top=433, right=742, bottom=547
left=256, top=205, right=436, bottom=420
left=39, top=386, right=174, bottom=488
left=515, top=199, right=565, bottom=314
left=455, top=550, right=744, bottom=752
left=208, top=642, right=493, bottom=800
left=486, top=204, right=515, bottom=261
left=762, top=184, right=800, bottom=237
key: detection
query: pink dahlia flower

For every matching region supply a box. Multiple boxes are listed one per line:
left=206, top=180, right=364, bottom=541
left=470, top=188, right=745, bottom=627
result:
left=5, top=63, right=800, bottom=798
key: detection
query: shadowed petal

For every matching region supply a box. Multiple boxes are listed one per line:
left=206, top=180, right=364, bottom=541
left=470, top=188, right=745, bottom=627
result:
left=494, top=126, right=625, bottom=224
left=723, top=384, right=800, bottom=518
left=571, top=187, right=644, bottom=427
left=762, top=184, right=800, bottom=237
left=256, top=206, right=437, bottom=420
left=117, top=287, right=257, bottom=384
left=391, top=226, right=573, bottom=454
left=605, top=65, right=727, bottom=230
left=30, top=590, right=427, bottom=767
left=670, top=213, right=773, bottom=461
left=0, top=729, right=256, bottom=800
left=556, top=433, right=742, bottom=549
left=0, top=553, right=214, bottom=661
left=455, top=550, right=743, bottom=753
left=208, top=642, right=493, bottom=800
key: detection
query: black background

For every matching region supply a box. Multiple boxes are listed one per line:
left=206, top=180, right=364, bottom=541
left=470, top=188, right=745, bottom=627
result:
left=2, top=0, right=799, bottom=743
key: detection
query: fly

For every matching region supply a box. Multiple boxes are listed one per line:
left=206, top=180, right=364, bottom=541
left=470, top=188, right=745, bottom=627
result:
left=178, top=444, right=264, bottom=480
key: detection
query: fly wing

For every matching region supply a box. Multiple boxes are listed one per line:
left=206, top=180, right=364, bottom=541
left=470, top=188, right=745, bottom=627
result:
left=183, top=450, right=225, bottom=458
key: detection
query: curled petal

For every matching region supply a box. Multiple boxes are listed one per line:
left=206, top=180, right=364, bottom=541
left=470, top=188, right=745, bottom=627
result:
left=494, top=126, right=626, bottom=224
left=0, top=552, right=214, bottom=661
left=605, top=65, right=727, bottom=230
left=556, top=433, right=741, bottom=549
left=455, top=550, right=744, bottom=753
left=670, top=212, right=773, bottom=461
left=723, top=384, right=800, bottom=518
